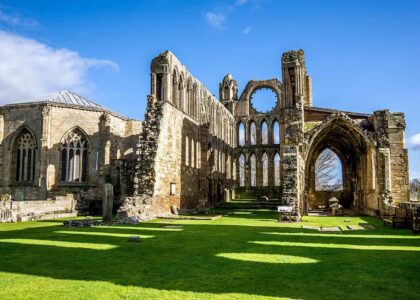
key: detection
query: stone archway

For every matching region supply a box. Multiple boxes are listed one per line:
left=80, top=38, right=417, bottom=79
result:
left=305, top=115, right=373, bottom=213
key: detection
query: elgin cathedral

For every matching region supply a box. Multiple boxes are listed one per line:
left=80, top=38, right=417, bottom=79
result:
left=0, top=50, right=409, bottom=222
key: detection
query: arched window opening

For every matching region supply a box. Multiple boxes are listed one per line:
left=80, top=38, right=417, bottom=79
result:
left=261, top=121, right=268, bottom=144
left=61, top=129, right=88, bottom=182
left=185, top=136, right=189, bottom=166
left=178, top=76, right=184, bottom=110
left=193, top=84, right=198, bottom=118
left=250, top=154, right=256, bottom=187
left=238, top=122, right=245, bottom=146
left=156, top=73, right=163, bottom=101
left=250, top=122, right=257, bottom=145
left=274, top=153, right=280, bottom=186
left=239, top=154, right=245, bottom=187
left=196, top=140, right=200, bottom=168
left=186, top=80, right=192, bottom=115
left=273, top=120, right=280, bottom=144
left=13, top=128, right=36, bottom=182
left=315, top=149, right=343, bottom=191
left=262, top=153, right=268, bottom=186
left=191, top=138, right=195, bottom=168
left=172, top=71, right=178, bottom=105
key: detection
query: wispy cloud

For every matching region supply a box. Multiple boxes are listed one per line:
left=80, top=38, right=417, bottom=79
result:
left=0, top=9, right=38, bottom=28
left=0, top=30, right=118, bottom=103
left=235, top=0, right=249, bottom=6
left=408, top=133, right=420, bottom=150
left=243, top=26, right=251, bottom=34
left=205, top=12, right=225, bottom=29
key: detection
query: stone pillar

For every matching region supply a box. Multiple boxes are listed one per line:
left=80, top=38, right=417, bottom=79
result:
left=378, top=148, right=392, bottom=193
left=99, top=113, right=111, bottom=185
left=102, top=183, right=114, bottom=223
left=282, top=146, right=300, bottom=206
left=373, top=110, right=409, bottom=204
left=39, top=106, right=51, bottom=199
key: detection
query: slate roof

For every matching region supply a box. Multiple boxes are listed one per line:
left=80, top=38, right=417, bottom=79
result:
left=7, top=90, right=106, bottom=109
left=2, top=90, right=133, bottom=120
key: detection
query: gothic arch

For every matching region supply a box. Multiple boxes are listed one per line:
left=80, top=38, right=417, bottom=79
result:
left=304, top=113, right=374, bottom=213
left=8, top=125, right=38, bottom=151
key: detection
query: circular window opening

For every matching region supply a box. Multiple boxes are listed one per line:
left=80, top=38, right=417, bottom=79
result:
left=250, top=88, right=278, bottom=113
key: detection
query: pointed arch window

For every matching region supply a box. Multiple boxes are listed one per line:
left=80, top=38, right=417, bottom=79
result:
left=274, top=153, right=281, bottom=186
left=262, top=153, right=268, bottom=186
left=250, top=154, right=256, bottom=187
left=238, top=122, right=245, bottom=146
left=273, top=121, right=280, bottom=144
left=261, top=121, right=268, bottom=144
left=250, top=122, right=257, bottom=145
left=239, top=154, right=245, bottom=187
left=61, top=129, right=88, bottom=182
left=13, top=128, right=36, bottom=182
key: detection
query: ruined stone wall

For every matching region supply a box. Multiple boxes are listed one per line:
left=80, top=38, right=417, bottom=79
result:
left=121, top=51, right=235, bottom=220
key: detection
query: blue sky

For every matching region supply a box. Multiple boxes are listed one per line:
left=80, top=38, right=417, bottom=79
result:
left=0, top=0, right=419, bottom=178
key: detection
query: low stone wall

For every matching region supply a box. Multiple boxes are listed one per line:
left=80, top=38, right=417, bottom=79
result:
left=0, top=197, right=76, bottom=222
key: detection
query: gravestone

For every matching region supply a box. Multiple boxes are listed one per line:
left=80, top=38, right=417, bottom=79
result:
left=128, top=235, right=141, bottom=242
left=170, top=205, right=179, bottom=215
left=102, top=183, right=114, bottom=223
left=128, top=216, right=139, bottom=225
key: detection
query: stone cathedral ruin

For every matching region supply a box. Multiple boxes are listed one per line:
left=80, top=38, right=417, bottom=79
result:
left=0, top=50, right=409, bottom=222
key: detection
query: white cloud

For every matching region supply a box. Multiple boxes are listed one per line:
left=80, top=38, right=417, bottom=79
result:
left=0, top=10, right=38, bottom=28
left=408, top=133, right=420, bottom=150
left=205, top=12, right=225, bottom=29
left=0, top=30, right=118, bottom=103
left=243, top=26, right=251, bottom=34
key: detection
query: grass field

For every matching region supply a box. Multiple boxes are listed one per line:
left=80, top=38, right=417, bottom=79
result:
left=0, top=210, right=419, bottom=299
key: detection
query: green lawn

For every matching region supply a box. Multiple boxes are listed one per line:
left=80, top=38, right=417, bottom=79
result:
left=0, top=210, right=419, bottom=299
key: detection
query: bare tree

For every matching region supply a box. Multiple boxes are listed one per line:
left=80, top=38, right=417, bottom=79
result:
left=410, top=179, right=420, bottom=201
left=315, top=149, right=342, bottom=191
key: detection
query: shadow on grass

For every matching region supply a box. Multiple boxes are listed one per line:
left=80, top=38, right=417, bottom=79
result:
left=0, top=212, right=419, bottom=299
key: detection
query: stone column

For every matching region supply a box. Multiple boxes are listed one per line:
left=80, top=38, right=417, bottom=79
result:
left=39, top=106, right=51, bottom=199
left=378, top=148, right=392, bottom=192
left=99, top=113, right=111, bottom=185
left=282, top=146, right=300, bottom=206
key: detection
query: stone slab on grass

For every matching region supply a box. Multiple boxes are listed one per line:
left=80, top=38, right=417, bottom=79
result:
left=159, top=215, right=222, bottom=221
left=346, top=225, right=365, bottom=231
left=163, top=225, right=184, bottom=229
left=320, top=226, right=342, bottom=233
left=302, top=225, right=321, bottom=231
left=360, top=224, right=376, bottom=230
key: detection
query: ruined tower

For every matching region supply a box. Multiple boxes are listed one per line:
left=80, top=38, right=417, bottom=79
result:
left=219, top=73, right=238, bottom=114
left=281, top=49, right=312, bottom=108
